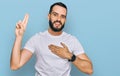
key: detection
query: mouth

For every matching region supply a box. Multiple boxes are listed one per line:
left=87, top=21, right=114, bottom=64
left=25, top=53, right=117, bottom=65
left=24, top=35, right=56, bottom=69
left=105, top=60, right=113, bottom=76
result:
left=54, top=22, right=61, bottom=28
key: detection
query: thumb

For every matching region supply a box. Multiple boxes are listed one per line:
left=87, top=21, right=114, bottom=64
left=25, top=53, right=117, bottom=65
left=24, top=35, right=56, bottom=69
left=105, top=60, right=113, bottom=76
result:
left=61, top=42, right=67, bottom=48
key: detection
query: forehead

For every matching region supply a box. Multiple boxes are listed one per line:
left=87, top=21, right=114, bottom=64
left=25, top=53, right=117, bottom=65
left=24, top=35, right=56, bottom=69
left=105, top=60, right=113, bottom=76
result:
left=52, top=5, right=67, bottom=15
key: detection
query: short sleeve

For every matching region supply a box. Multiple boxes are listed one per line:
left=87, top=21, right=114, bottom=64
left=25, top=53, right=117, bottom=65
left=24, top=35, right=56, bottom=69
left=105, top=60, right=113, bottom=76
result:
left=24, top=35, right=36, bottom=53
left=72, top=37, right=85, bottom=55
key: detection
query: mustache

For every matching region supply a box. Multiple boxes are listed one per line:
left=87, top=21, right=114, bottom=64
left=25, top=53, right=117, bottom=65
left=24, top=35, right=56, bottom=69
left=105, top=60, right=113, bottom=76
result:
left=53, top=20, right=62, bottom=25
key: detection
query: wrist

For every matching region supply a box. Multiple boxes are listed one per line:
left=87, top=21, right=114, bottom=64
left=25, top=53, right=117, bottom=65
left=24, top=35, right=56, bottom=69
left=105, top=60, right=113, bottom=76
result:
left=67, top=53, right=73, bottom=60
left=68, top=54, right=76, bottom=62
left=16, top=36, right=23, bottom=41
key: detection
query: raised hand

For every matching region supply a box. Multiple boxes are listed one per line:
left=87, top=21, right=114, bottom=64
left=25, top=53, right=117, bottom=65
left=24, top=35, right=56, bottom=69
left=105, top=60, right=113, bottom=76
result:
left=15, top=14, right=29, bottom=37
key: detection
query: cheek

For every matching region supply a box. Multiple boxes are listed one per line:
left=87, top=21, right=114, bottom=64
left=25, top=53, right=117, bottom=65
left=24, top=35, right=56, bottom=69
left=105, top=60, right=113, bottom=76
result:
left=61, top=19, right=66, bottom=24
left=49, top=16, right=55, bottom=22
left=50, top=18, right=56, bottom=23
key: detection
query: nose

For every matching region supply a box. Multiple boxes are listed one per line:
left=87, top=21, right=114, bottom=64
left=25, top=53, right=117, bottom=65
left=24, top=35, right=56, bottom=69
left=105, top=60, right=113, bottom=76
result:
left=57, top=15, right=61, bottom=21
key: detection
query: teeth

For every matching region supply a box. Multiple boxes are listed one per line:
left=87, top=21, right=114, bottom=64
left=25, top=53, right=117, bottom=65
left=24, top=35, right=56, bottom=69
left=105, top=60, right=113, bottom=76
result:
left=55, top=23, right=60, bottom=25
left=55, top=22, right=60, bottom=24
left=54, top=24, right=60, bottom=28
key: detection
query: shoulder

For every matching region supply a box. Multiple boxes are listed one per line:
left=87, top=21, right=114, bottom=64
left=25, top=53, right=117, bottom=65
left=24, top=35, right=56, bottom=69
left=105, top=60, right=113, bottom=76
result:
left=63, top=32, right=77, bottom=40
left=30, top=31, right=47, bottom=38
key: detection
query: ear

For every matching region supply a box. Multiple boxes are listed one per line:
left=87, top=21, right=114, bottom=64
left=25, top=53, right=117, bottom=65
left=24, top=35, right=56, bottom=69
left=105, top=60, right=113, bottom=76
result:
left=48, top=14, right=50, bottom=20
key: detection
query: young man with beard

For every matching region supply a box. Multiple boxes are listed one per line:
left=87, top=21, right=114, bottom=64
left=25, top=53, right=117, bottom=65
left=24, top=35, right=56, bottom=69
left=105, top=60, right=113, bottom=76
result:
left=10, top=2, right=93, bottom=76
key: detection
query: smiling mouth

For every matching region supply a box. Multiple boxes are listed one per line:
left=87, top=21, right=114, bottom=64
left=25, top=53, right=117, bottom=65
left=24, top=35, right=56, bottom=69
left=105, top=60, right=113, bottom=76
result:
left=54, top=23, right=61, bottom=28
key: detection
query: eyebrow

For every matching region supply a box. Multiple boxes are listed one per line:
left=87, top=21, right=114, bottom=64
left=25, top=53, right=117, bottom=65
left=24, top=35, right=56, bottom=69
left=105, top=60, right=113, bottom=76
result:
left=51, top=11, right=66, bottom=17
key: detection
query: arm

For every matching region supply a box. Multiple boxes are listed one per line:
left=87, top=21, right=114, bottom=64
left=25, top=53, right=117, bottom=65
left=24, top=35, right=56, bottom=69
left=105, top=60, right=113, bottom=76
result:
left=10, top=14, right=33, bottom=70
left=48, top=42, right=93, bottom=75
left=72, top=53, right=93, bottom=75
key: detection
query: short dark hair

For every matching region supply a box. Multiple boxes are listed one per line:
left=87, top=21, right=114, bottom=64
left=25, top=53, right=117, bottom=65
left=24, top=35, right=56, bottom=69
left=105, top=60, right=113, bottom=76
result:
left=49, top=2, right=67, bottom=14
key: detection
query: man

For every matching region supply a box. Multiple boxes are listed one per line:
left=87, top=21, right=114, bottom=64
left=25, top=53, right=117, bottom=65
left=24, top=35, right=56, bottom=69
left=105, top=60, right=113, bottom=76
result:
left=10, top=2, right=93, bottom=76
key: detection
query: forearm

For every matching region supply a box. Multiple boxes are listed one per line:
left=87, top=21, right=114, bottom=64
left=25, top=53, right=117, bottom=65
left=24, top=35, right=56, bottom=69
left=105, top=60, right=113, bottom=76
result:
left=48, top=43, right=93, bottom=74
left=72, top=56, right=93, bottom=75
left=10, top=36, right=23, bottom=70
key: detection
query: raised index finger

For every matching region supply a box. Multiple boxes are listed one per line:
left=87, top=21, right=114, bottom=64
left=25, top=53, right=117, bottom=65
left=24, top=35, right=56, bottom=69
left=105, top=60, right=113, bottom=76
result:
left=22, top=14, right=29, bottom=28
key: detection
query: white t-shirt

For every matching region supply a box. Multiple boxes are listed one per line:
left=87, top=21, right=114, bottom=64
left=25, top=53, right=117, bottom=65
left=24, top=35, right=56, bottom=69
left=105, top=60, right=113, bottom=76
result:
left=24, top=30, right=84, bottom=76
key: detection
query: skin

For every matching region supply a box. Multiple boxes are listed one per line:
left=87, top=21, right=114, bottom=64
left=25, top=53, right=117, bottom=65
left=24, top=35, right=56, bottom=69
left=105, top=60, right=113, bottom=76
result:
left=10, top=14, right=33, bottom=70
left=10, top=5, right=93, bottom=75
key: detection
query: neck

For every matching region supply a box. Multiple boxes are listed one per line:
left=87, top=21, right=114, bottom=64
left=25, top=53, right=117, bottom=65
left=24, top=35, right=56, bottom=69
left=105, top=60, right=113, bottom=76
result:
left=48, top=28, right=63, bottom=36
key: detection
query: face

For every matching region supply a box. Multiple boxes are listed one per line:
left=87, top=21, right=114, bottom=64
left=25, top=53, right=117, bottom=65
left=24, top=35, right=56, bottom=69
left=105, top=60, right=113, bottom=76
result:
left=48, top=5, right=67, bottom=32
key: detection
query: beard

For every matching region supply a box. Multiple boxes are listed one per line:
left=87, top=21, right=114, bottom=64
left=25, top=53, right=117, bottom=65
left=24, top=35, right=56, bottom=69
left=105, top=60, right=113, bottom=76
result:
left=49, top=20, right=65, bottom=32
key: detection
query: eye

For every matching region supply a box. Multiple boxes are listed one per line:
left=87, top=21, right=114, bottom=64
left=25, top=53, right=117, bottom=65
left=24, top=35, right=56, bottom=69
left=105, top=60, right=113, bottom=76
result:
left=52, top=12, right=58, bottom=17
left=61, top=15, right=66, bottom=19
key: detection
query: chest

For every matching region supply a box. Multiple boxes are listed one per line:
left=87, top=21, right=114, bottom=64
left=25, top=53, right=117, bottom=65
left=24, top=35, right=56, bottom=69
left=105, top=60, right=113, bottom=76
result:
left=34, top=37, right=73, bottom=58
